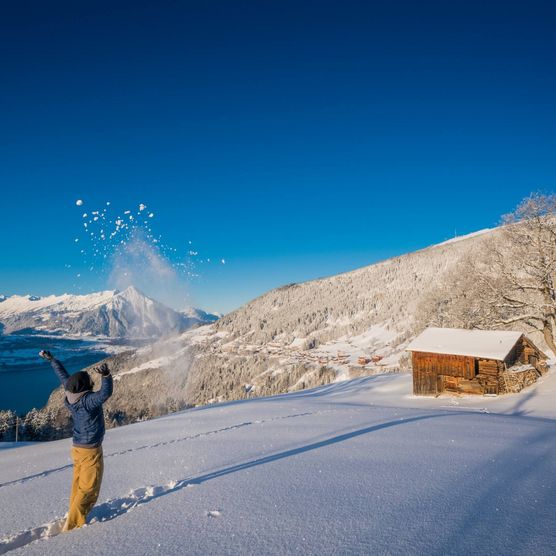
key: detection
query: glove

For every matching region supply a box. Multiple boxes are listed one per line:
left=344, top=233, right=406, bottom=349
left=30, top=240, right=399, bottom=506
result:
left=95, top=362, right=111, bottom=377
left=39, top=350, right=53, bottom=361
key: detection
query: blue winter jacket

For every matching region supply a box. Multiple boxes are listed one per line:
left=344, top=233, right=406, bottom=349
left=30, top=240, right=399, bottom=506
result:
left=51, top=358, right=113, bottom=448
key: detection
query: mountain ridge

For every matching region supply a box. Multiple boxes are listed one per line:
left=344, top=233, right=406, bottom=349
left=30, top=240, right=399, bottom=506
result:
left=0, top=286, right=219, bottom=338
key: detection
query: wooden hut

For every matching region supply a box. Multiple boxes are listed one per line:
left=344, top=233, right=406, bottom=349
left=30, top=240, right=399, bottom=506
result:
left=406, top=327, right=548, bottom=396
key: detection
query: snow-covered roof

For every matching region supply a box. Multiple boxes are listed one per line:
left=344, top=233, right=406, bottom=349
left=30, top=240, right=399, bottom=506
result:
left=406, top=327, right=523, bottom=361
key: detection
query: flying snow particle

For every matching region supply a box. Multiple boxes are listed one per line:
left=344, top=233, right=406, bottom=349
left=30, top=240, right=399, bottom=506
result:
left=82, top=213, right=88, bottom=218
left=124, top=210, right=131, bottom=215
left=148, top=212, right=154, bottom=218
left=221, top=259, right=226, bottom=264
left=74, top=238, right=79, bottom=242
left=76, top=200, right=83, bottom=206
left=76, top=273, right=81, bottom=278
left=106, top=201, right=111, bottom=206
left=139, top=203, right=146, bottom=211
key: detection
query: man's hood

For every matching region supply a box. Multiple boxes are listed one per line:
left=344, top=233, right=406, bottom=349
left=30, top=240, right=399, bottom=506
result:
left=66, top=390, right=89, bottom=404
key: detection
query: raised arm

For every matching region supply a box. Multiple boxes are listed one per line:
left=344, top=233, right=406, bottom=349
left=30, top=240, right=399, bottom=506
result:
left=51, top=358, right=71, bottom=387
left=39, top=351, right=70, bottom=387
left=83, top=374, right=113, bottom=410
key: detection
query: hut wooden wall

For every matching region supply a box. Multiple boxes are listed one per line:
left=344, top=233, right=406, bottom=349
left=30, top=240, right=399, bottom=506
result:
left=412, top=351, right=475, bottom=395
left=476, top=360, right=504, bottom=395
left=504, top=336, right=524, bottom=367
left=504, top=336, right=548, bottom=371
left=520, top=337, right=547, bottom=368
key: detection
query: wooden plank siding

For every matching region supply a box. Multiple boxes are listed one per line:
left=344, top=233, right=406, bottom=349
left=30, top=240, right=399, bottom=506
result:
left=412, top=352, right=504, bottom=396
left=520, top=337, right=547, bottom=370
left=477, top=359, right=504, bottom=375
left=504, top=335, right=548, bottom=367
left=503, top=335, right=524, bottom=367
left=412, top=351, right=476, bottom=395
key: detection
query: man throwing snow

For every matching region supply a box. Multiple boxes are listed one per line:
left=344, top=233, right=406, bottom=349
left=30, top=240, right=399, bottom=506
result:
left=39, top=350, right=113, bottom=531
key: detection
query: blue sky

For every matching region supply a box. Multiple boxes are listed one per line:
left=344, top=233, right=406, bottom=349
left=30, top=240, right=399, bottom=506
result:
left=1, top=1, right=555, bottom=313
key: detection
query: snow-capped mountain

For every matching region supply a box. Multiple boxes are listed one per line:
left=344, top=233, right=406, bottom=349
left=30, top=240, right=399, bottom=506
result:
left=181, top=307, right=221, bottom=324
left=0, top=286, right=219, bottom=338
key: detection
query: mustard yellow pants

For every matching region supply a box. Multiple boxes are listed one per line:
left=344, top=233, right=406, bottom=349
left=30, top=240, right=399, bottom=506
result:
left=64, top=446, right=104, bottom=531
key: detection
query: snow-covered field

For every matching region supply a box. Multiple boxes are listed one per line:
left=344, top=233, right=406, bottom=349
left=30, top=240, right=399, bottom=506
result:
left=1, top=371, right=555, bottom=555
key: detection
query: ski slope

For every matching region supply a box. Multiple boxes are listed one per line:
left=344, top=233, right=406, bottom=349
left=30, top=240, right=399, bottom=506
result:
left=1, top=371, right=555, bottom=555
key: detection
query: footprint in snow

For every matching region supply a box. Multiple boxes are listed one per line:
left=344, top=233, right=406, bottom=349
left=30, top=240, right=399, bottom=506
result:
left=206, top=510, right=222, bottom=518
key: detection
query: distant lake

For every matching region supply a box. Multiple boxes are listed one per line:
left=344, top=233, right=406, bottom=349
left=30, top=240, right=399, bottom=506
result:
left=0, top=334, right=137, bottom=414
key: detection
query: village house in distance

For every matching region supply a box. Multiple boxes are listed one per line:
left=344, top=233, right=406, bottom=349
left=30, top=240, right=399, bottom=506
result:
left=406, top=327, right=548, bottom=396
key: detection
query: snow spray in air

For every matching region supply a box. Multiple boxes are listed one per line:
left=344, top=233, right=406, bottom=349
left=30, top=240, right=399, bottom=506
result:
left=70, top=200, right=203, bottom=309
